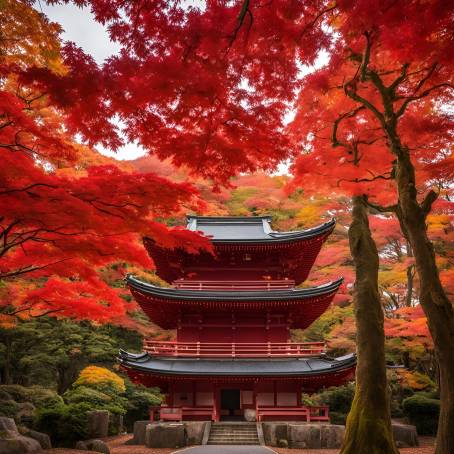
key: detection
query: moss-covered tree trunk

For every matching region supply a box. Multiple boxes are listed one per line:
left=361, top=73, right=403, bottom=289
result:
left=340, top=196, right=398, bottom=454
left=393, top=147, right=454, bottom=454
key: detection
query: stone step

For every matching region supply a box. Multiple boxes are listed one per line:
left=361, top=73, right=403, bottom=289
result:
left=208, top=422, right=260, bottom=446
left=209, top=437, right=259, bottom=441
left=207, top=441, right=259, bottom=445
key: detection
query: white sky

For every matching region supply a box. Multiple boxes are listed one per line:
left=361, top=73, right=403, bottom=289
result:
left=37, top=2, right=327, bottom=169
left=38, top=2, right=146, bottom=160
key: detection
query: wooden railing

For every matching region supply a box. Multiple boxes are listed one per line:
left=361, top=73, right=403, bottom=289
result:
left=144, top=340, right=326, bottom=358
left=173, top=279, right=295, bottom=291
left=151, top=406, right=215, bottom=422
left=255, top=403, right=329, bottom=422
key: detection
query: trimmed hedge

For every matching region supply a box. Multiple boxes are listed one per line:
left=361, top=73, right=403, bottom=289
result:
left=402, top=394, right=440, bottom=435
left=35, top=403, right=91, bottom=447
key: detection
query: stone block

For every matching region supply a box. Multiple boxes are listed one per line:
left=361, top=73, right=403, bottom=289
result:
left=392, top=423, right=419, bottom=447
left=145, top=422, right=185, bottom=448
left=261, top=422, right=288, bottom=446
left=125, top=420, right=149, bottom=445
left=184, top=421, right=206, bottom=445
left=289, top=424, right=321, bottom=449
left=320, top=424, right=344, bottom=448
left=88, top=410, right=109, bottom=439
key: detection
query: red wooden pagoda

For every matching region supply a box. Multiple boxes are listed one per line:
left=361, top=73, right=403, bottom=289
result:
left=120, top=216, right=356, bottom=421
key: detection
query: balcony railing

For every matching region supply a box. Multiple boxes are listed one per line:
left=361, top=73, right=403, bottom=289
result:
left=173, top=279, right=296, bottom=291
left=144, top=340, right=326, bottom=358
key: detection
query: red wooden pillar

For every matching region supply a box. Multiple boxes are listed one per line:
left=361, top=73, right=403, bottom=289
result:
left=193, top=381, right=197, bottom=407
left=297, top=380, right=302, bottom=407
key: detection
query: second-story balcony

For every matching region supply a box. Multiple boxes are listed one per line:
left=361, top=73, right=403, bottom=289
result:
left=173, top=279, right=296, bottom=291
left=144, top=340, right=326, bottom=359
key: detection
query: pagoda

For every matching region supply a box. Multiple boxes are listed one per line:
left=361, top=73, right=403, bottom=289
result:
left=120, top=216, right=355, bottom=422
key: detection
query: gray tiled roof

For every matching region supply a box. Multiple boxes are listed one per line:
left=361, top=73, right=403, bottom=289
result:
left=119, top=351, right=356, bottom=377
left=186, top=216, right=335, bottom=243
left=126, top=276, right=343, bottom=301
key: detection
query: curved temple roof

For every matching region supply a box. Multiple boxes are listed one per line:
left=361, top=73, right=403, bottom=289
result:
left=186, top=216, right=336, bottom=244
left=126, top=276, right=343, bottom=329
left=119, top=350, right=356, bottom=378
left=126, top=275, right=343, bottom=302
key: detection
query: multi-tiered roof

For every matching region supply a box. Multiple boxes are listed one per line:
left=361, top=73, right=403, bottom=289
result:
left=120, top=216, right=355, bottom=394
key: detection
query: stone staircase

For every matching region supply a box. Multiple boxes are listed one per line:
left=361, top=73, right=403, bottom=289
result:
left=207, top=422, right=260, bottom=445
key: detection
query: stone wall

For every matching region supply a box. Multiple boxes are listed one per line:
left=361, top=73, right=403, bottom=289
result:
left=127, top=420, right=207, bottom=448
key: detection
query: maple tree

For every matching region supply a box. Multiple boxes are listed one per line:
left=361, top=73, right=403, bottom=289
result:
left=0, top=0, right=211, bottom=324
left=288, top=2, right=453, bottom=450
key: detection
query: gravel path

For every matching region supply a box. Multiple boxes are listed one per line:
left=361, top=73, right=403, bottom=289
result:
left=45, top=434, right=435, bottom=454
left=173, top=446, right=277, bottom=454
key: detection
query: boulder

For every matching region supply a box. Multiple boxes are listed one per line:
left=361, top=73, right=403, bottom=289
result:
left=244, top=409, right=256, bottom=422
left=0, top=417, right=41, bottom=454
left=184, top=421, right=206, bottom=445
left=320, top=424, right=344, bottom=448
left=87, top=410, right=109, bottom=439
left=392, top=422, right=419, bottom=447
left=0, top=417, right=18, bottom=433
left=145, top=422, right=185, bottom=448
left=125, top=420, right=149, bottom=445
left=289, top=424, right=321, bottom=449
left=25, top=430, right=52, bottom=450
left=76, top=439, right=110, bottom=454
left=261, top=422, right=288, bottom=446
left=76, top=440, right=88, bottom=450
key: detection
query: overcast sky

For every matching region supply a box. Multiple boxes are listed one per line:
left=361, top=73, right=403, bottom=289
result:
left=38, top=2, right=146, bottom=160
left=37, top=2, right=323, bottom=171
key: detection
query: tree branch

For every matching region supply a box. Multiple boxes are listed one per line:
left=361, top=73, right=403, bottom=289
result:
left=420, top=190, right=438, bottom=216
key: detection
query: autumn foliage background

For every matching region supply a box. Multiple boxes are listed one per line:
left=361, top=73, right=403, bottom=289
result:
left=0, top=0, right=453, bottom=445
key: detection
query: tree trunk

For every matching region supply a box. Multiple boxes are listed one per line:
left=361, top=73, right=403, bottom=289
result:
left=394, top=149, right=454, bottom=454
left=340, top=196, right=398, bottom=454
left=0, top=333, right=13, bottom=385
left=405, top=241, right=414, bottom=307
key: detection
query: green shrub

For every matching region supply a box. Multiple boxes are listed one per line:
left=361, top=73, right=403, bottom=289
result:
left=27, top=387, right=63, bottom=409
left=0, top=400, right=19, bottom=418
left=403, top=394, right=440, bottom=435
left=329, top=411, right=347, bottom=425
left=123, top=382, right=162, bottom=430
left=300, top=393, right=317, bottom=406
left=0, top=385, right=63, bottom=410
left=35, top=403, right=91, bottom=447
left=0, top=385, right=29, bottom=402
left=64, top=386, right=113, bottom=407
left=0, top=388, right=12, bottom=401
left=317, top=384, right=355, bottom=414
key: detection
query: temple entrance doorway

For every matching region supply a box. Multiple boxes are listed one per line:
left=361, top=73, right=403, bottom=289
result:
left=220, top=389, right=242, bottom=420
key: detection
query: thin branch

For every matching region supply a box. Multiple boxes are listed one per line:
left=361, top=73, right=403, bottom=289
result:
left=363, top=196, right=398, bottom=213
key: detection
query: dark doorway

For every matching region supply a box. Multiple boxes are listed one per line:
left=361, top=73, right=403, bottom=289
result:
left=220, top=389, right=241, bottom=420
